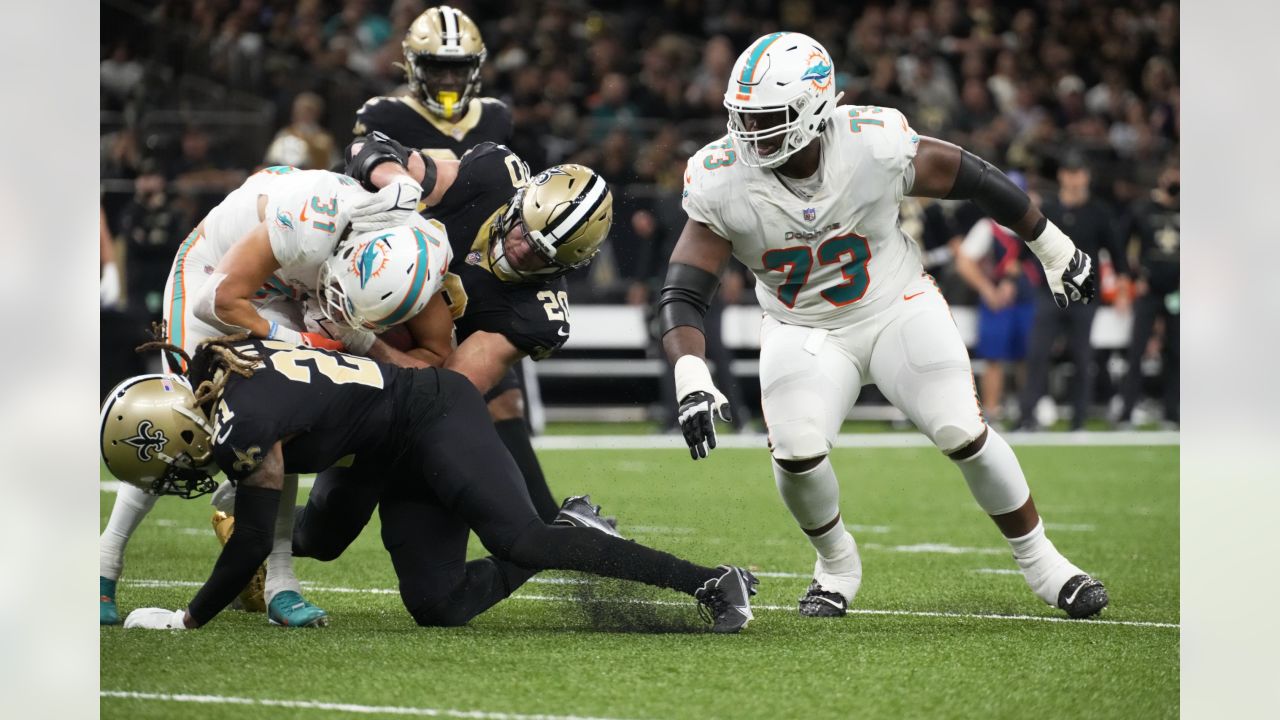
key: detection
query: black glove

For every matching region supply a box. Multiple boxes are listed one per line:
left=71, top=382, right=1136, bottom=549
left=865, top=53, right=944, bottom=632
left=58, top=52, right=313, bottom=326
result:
left=678, top=390, right=732, bottom=460
left=1053, top=248, right=1097, bottom=308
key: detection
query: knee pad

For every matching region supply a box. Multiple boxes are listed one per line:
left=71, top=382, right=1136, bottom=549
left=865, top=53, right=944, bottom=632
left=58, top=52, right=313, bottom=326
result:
left=931, top=418, right=986, bottom=455
left=768, top=419, right=831, bottom=461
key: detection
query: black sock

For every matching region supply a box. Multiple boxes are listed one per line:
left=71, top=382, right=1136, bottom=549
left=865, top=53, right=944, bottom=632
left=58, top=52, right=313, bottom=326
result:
left=512, top=523, right=719, bottom=596
left=493, top=418, right=559, bottom=522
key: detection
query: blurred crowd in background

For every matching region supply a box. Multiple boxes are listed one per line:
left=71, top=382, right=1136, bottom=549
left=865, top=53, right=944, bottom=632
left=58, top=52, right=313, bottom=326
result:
left=101, top=0, right=1179, bottom=430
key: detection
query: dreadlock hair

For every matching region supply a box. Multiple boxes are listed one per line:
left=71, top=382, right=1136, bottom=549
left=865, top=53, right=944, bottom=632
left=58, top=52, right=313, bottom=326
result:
left=137, top=323, right=263, bottom=412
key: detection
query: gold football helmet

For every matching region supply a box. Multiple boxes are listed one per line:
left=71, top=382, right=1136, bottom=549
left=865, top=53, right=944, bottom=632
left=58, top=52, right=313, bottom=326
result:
left=402, top=6, right=487, bottom=120
left=489, top=165, right=613, bottom=282
left=100, top=374, right=218, bottom=498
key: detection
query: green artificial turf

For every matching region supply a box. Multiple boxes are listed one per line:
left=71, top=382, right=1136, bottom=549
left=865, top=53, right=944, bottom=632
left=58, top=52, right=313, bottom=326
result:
left=101, top=445, right=1178, bottom=719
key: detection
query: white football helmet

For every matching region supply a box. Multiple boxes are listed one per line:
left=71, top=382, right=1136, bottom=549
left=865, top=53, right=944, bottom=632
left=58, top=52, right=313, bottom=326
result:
left=723, top=32, right=843, bottom=168
left=317, top=216, right=449, bottom=331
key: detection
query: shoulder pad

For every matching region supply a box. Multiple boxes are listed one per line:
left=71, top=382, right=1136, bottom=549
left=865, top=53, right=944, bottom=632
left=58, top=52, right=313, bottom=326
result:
left=835, top=104, right=919, bottom=169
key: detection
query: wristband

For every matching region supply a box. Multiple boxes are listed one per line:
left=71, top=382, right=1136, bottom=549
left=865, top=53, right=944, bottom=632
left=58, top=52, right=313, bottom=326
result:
left=268, top=322, right=304, bottom=346
left=673, top=355, right=714, bottom=404
left=1026, top=220, right=1074, bottom=269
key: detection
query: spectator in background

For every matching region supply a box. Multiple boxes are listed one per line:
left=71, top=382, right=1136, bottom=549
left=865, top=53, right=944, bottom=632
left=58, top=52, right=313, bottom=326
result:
left=1118, top=159, right=1179, bottom=427
left=1017, top=151, right=1130, bottom=430
left=117, top=165, right=189, bottom=321
left=264, top=91, right=337, bottom=169
left=954, top=171, right=1041, bottom=425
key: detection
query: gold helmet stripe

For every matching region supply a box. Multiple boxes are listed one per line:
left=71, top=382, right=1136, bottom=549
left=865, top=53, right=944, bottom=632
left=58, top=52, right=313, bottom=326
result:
left=546, top=174, right=609, bottom=244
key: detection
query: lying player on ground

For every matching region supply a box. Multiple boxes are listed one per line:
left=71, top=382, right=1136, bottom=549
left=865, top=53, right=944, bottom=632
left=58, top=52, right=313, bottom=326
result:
left=101, top=336, right=758, bottom=632
left=99, top=165, right=448, bottom=627
left=659, top=32, right=1107, bottom=619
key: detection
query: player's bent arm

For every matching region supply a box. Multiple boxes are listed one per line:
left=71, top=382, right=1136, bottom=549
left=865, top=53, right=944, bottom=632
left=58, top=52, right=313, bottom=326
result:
left=953, top=249, right=1000, bottom=305
left=910, top=137, right=1093, bottom=307
left=443, top=331, right=525, bottom=395
left=366, top=293, right=455, bottom=368
left=194, top=222, right=280, bottom=338
left=350, top=135, right=460, bottom=208
left=658, top=219, right=734, bottom=363
left=184, top=441, right=286, bottom=628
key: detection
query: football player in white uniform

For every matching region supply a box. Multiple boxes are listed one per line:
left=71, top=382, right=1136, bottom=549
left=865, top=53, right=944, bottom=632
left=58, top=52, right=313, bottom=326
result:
left=100, top=162, right=451, bottom=627
left=659, top=33, right=1106, bottom=619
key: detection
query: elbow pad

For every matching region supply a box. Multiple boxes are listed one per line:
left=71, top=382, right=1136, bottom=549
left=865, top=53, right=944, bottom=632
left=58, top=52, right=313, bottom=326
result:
left=345, top=131, right=412, bottom=192
left=657, top=263, right=721, bottom=338
left=945, top=150, right=1031, bottom=228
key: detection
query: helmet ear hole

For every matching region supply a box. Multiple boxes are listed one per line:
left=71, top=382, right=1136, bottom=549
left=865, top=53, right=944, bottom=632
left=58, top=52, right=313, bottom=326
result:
left=181, top=430, right=195, bottom=444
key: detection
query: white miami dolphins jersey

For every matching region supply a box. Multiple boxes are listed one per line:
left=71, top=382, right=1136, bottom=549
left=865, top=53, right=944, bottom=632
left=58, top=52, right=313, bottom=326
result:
left=683, top=105, right=924, bottom=328
left=199, top=167, right=366, bottom=301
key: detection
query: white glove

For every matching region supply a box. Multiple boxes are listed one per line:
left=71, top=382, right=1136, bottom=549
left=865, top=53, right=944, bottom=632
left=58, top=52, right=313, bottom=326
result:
left=349, top=178, right=423, bottom=232
left=124, top=607, right=188, bottom=630
left=673, top=355, right=732, bottom=460
left=100, top=261, right=122, bottom=308
left=303, top=299, right=376, bottom=354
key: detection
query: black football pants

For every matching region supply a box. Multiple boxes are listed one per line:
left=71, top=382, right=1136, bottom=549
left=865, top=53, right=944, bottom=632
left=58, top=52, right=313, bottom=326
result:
left=295, top=367, right=719, bottom=626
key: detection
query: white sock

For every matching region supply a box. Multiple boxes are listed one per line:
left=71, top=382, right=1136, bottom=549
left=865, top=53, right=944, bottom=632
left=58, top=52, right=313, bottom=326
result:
left=263, top=474, right=302, bottom=604
left=1007, top=519, right=1083, bottom=605
left=210, top=479, right=237, bottom=514
left=100, top=483, right=159, bottom=580
left=953, top=428, right=1030, bottom=515
left=773, top=456, right=862, bottom=600
left=810, top=523, right=862, bottom=602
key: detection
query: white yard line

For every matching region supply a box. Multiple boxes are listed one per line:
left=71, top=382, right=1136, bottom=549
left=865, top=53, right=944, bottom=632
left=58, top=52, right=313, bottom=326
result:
left=531, top=431, right=1179, bottom=451
left=122, top=578, right=1178, bottom=630
left=99, top=691, right=636, bottom=720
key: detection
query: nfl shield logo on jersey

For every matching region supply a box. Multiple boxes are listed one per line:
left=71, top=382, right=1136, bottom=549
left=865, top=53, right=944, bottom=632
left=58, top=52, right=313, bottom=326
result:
left=803, top=207, right=816, bottom=222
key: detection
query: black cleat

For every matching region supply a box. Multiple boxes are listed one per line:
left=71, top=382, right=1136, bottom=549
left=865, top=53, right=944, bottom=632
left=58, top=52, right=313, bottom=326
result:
left=554, top=495, right=623, bottom=538
left=1057, top=574, right=1108, bottom=619
left=798, top=580, right=848, bottom=617
left=695, top=566, right=759, bottom=633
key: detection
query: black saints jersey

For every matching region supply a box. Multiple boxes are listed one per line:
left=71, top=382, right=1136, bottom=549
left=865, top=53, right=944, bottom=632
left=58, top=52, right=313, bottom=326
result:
left=1130, top=199, right=1179, bottom=295
left=207, top=339, right=426, bottom=481
left=426, top=142, right=571, bottom=360
left=353, top=95, right=513, bottom=162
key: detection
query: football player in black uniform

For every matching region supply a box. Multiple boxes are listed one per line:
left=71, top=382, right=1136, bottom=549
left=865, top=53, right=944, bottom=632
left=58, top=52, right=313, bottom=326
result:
left=101, top=336, right=758, bottom=632
left=353, top=6, right=512, bottom=163
left=348, top=7, right=560, bottom=525
left=321, top=135, right=607, bottom=524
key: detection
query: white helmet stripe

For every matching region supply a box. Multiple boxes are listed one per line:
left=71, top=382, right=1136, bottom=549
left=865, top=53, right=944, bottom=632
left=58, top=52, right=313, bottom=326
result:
left=545, top=174, right=607, bottom=244
left=441, top=6, right=458, bottom=46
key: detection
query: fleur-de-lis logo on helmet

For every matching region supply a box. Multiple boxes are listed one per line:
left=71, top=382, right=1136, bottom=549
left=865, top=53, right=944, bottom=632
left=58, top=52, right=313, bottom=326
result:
left=122, top=420, right=168, bottom=462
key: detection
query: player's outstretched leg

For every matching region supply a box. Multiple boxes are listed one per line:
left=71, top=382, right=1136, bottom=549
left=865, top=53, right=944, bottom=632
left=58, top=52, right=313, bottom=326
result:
left=949, top=427, right=1108, bottom=618
left=99, top=483, right=160, bottom=625
left=870, top=286, right=1107, bottom=618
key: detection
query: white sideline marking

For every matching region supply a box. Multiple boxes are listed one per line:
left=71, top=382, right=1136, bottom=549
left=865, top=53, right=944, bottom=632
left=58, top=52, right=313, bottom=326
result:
left=99, top=691, right=633, bottom=720
left=531, top=431, right=1178, bottom=451
left=862, top=542, right=1008, bottom=556
left=1045, top=523, right=1096, bottom=532
left=972, top=568, right=1022, bottom=575
left=122, top=579, right=1177, bottom=629
left=99, top=431, right=1176, bottom=493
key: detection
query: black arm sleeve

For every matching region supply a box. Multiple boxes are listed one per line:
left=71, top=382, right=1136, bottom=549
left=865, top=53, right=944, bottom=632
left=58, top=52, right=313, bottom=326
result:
left=656, top=262, right=720, bottom=338
left=344, top=131, right=412, bottom=192
left=944, top=150, right=1034, bottom=230
left=186, top=485, right=280, bottom=627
